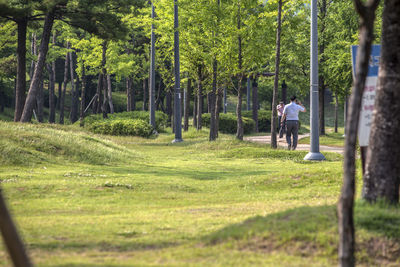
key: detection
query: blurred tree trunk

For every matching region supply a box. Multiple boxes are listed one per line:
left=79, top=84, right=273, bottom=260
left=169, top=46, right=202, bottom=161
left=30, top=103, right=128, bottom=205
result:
left=215, top=87, right=223, bottom=137
left=362, top=0, right=400, bottom=204
left=338, top=0, right=380, bottom=266
left=21, top=9, right=55, bottom=122
left=236, top=3, right=244, bottom=141
left=193, top=93, right=197, bottom=128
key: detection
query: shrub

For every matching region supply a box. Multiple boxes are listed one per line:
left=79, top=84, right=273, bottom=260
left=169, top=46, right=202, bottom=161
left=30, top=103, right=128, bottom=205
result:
left=202, top=113, right=255, bottom=134
left=83, top=111, right=168, bottom=132
left=242, top=110, right=272, bottom=132
left=89, top=119, right=153, bottom=137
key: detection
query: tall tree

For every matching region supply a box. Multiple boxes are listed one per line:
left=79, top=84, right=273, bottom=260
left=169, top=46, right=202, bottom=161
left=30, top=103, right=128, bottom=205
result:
left=21, top=7, right=56, bottom=122
left=362, top=0, right=400, bottom=204
left=270, top=0, right=283, bottom=148
left=338, top=0, right=380, bottom=266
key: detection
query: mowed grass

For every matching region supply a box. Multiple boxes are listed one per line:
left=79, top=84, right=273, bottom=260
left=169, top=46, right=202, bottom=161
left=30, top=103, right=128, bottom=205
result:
left=299, top=128, right=345, bottom=147
left=0, top=122, right=399, bottom=266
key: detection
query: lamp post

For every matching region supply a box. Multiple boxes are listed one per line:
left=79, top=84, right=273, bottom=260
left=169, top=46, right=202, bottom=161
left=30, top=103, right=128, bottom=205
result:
left=304, top=0, right=325, bottom=161
left=172, top=0, right=183, bottom=143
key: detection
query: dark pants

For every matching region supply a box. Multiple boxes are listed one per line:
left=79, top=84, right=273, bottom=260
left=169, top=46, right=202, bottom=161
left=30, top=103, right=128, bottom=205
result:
left=286, top=120, right=299, bottom=150
left=278, top=116, right=285, bottom=138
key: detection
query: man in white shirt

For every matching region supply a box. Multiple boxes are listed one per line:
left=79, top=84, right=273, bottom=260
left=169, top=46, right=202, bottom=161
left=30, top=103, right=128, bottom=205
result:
left=281, top=96, right=306, bottom=150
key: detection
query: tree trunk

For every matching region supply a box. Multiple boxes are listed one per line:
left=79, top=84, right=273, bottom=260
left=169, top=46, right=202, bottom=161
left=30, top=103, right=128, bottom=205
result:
left=197, top=66, right=203, bottom=130
left=0, top=189, right=33, bottom=267
left=236, top=76, right=244, bottom=140
left=184, top=78, right=191, bottom=131
left=271, top=0, right=282, bottom=148
left=79, top=62, right=86, bottom=126
left=107, top=74, right=114, bottom=114
left=69, top=50, right=79, bottom=123
left=166, top=90, right=172, bottom=126
left=20, top=9, right=55, bottom=122
left=57, top=81, right=62, bottom=110
left=59, top=50, right=69, bottom=124
left=101, top=41, right=108, bottom=119
left=236, top=3, right=243, bottom=141
left=193, top=93, right=197, bottom=128
left=209, top=59, right=217, bottom=141
left=319, top=77, right=326, bottom=135
left=334, top=94, right=338, bottom=133
left=215, top=86, right=223, bottom=137
left=281, top=80, right=287, bottom=104
left=29, top=33, right=37, bottom=81
left=252, top=78, right=259, bottom=132
left=95, top=73, right=103, bottom=114
left=362, top=0, right=400, bottom=204
left=338, top=1, right=380, bottom=266
left=48, top=33, right=56, bottom=123
left=36, top=77, right=44, bottom=122
left=143, top=78, right=148, bottom=111
left=126, top=77, right=132, bottom=111
left=14, top=18, right=27, bottom=122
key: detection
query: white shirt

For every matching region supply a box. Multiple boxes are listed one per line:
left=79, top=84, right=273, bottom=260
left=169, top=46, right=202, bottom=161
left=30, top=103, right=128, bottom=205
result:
left=283, top=102, right=305, bottom=121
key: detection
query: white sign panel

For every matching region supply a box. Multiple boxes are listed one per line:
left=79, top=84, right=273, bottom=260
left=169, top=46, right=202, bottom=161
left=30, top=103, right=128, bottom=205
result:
left=351, top=45, right=380, bottom=147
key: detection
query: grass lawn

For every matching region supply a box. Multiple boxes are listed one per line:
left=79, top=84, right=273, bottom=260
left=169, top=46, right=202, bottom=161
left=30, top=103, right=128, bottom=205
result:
left=299, top=128, right=345, bottom=147
left=0, top=121, right=399, bottom=266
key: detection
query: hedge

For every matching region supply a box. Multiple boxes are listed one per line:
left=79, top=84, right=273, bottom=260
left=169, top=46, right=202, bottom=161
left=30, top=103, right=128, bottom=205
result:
left=89, top=119, right=153, bottom=137
left=202, top=113, right=255, bottom=134
left=242, top=110, right=272, bottom=132
left=82, top=111, right=168, bottom=132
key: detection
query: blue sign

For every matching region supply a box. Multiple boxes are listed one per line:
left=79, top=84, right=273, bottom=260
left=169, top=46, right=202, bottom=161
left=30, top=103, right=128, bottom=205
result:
left=351, top=44, right=381, bottom=77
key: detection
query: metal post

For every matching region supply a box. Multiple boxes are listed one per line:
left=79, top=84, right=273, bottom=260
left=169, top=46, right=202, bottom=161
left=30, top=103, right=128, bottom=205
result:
left=246, top=77, right=251, bottom=111
left=172, top=0, right=183, bottom=143
left=304, top=0, right=325, bottom=161
left=149, top=1, right=156, bottom=129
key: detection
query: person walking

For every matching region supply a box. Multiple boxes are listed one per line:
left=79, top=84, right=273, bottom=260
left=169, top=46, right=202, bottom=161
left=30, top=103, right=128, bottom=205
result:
left=281, top=96, right=306, bottom=150
left=277, top=101, right=285, bottom=138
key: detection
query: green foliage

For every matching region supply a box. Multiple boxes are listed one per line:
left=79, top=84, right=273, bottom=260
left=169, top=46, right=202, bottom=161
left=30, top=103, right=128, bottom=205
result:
left=83, top=111, right=168, bottom=132
left=242, top=109, right=272, bottom=132
left=89, top=119, right=153, bottom=137
left=202, top=112, right=255, bottom=134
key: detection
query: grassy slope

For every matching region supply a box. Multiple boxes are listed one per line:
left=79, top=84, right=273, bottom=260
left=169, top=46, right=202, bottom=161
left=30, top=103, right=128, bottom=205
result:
left=0, top=123, right=399, bottom=266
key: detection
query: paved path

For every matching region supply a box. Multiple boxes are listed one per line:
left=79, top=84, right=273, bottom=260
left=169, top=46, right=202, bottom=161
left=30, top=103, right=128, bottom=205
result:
left=244, top=134, right=344, bottom=154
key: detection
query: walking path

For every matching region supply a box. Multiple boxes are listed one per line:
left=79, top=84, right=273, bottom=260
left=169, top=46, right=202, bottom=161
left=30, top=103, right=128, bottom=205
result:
left=244, top=134, right=344, bottom=154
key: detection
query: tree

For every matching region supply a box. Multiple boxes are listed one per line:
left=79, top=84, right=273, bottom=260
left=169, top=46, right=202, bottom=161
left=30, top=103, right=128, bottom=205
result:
left=270, top=0, right=282, bottom=148
left=338, top=0, right=380, bottom=266
left=362, top=0, right=400, bottom=204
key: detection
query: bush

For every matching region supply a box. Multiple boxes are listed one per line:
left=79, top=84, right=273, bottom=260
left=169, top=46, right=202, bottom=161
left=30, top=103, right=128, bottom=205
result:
left=89, top=119, right=153, bottom=137
left=202, top=113, right=255, bottom=134
left=83, top=111, right=168, bottom=132
left=242, top=110, right=272, bottom=132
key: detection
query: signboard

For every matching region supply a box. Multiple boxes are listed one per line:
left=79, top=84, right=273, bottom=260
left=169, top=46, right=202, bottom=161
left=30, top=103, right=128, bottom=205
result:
left=351, top=44, right=381, bottom=147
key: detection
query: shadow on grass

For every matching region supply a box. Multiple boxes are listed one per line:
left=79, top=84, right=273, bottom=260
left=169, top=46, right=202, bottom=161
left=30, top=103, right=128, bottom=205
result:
left=29, top=240, right=178, bottom=252
left=205, top=203, right=400, bottom=264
